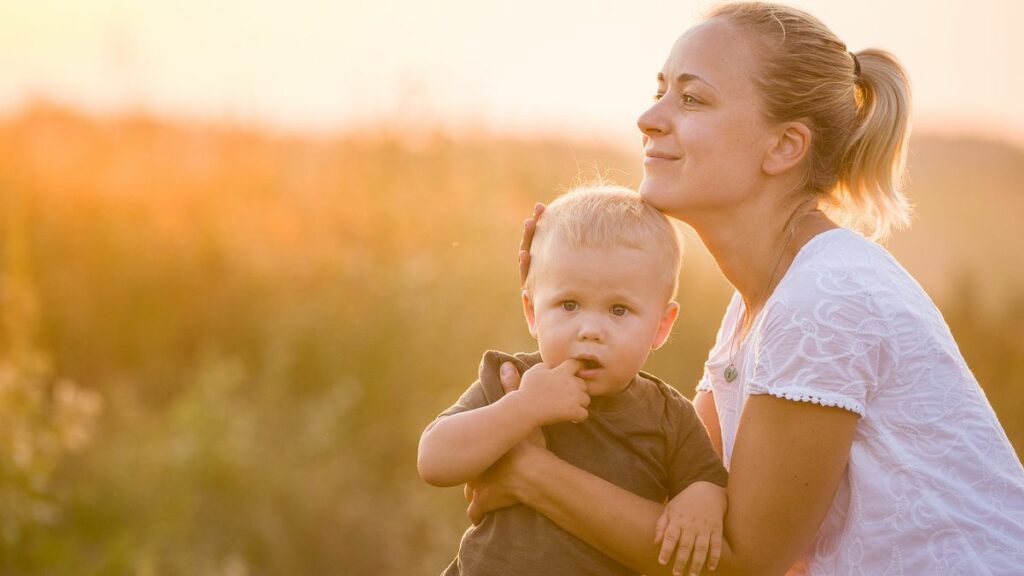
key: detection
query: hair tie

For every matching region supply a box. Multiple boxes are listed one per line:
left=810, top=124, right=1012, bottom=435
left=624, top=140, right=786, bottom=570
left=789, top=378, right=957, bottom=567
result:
left=850, top=51, right=861, bottom=77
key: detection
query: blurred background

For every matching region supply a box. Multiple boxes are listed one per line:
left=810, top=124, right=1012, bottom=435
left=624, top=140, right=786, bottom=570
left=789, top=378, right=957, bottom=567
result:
left=1, top=1, right=1022, bottom=574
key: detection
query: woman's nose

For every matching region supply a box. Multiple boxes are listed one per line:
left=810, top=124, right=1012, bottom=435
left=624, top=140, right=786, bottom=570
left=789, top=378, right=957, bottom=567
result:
left=637, top=99, right=667, bottom=138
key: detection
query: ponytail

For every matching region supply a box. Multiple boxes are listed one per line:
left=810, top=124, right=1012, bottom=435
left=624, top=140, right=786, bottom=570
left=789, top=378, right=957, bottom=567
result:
left=708, top=3, right=914, bottom=241
left=834, top=49, right=913, bottom=240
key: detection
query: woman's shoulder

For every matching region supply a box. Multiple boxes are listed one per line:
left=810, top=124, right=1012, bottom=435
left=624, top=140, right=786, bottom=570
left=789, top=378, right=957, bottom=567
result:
left=793, top=227, right=897, bottom=277
left=775, top=227, right=920, bottom=312
left=760, top=227, right=934, bottom=354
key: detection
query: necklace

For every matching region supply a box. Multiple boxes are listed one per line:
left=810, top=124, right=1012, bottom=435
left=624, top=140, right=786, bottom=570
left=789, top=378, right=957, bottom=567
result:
left=723, top=202, right=818, bottom=383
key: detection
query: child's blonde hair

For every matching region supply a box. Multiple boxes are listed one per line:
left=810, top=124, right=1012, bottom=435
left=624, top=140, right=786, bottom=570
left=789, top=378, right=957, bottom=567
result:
left=708, top=2, right=913, bottom=241
left=526, top=185, right=683, bottom=299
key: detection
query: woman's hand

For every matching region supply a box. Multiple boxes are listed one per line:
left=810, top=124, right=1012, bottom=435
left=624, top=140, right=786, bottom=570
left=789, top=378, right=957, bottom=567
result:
left=518, top=203, right=545, bottom=287
left=465, top=430, right=546, bottom=524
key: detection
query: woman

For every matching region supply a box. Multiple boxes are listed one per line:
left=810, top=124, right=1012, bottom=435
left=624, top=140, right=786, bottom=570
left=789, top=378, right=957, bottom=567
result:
left=464, top=3, right=1024, bottom=575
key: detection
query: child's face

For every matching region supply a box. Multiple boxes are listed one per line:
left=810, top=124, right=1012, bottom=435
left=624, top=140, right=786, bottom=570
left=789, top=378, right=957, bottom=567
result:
left=524, top=244, right=679, bottom=397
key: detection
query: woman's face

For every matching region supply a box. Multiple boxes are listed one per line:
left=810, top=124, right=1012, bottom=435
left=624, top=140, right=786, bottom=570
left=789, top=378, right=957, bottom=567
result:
left=637, top=18, right=778, bottom=219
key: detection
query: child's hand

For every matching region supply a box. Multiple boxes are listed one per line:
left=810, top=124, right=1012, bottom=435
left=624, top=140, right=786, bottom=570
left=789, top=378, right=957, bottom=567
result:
left=655, top=481, right=727, bottom=576
left=515, top=359, right=590, bottom=426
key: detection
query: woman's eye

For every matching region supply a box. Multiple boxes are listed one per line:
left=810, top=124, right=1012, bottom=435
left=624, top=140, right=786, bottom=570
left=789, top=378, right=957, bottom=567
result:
left=682, top=93, right=700, bottom=105
left=561, top=301, right=579, bottom=312
left=610, top=305, right=628, bottom=317
left=652, top=92, right=664, bottom=102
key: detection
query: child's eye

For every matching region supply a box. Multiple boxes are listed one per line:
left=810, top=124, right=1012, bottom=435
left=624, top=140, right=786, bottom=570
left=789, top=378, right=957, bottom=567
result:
left=561, top=301, right=579, bottom=312
left=610, top=305, right=628, bottom=317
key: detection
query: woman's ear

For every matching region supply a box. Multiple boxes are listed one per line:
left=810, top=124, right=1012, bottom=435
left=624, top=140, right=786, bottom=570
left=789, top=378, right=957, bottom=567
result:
left=522, top=290, right=538, bottom=339
left=651, top=301, right=680, bottom=350
left=763, top=121, right=812, bottom=176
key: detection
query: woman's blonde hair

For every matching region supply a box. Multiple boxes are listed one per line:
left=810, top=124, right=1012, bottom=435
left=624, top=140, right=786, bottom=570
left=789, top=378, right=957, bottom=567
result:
left=708, top=2, right=913, bottom=240
left=526, top=185, right=683, bottom=299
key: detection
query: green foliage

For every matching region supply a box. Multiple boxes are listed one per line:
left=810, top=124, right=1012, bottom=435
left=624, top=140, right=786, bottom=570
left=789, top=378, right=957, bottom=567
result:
left=0, top=104, right=1020, bottom=574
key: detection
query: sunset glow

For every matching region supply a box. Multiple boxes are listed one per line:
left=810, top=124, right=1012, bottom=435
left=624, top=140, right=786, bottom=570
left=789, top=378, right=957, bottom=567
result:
left=1, top=0, right=1022, bottom=144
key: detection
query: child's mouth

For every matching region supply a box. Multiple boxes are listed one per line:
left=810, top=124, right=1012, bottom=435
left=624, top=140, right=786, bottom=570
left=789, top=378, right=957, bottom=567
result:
left=577, top=356, right=598, bottom=375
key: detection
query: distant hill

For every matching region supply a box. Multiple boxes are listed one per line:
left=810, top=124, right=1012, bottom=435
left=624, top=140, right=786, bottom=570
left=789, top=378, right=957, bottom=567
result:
left=889, top=135, right=1024, bottom=314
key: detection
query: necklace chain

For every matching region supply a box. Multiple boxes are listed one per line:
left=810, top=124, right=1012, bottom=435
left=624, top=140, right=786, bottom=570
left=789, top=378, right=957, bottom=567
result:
left=724, top=201, right=818, bottom=383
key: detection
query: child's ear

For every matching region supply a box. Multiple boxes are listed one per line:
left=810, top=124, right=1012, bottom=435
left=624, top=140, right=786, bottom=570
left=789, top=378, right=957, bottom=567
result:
left=651, top=301, right=679, bottom=350
left=522, top=290, right=538, bottom=339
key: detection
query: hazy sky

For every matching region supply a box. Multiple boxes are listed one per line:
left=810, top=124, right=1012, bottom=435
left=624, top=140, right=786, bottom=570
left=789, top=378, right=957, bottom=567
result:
left=2, top=0, right=1022, bottom=146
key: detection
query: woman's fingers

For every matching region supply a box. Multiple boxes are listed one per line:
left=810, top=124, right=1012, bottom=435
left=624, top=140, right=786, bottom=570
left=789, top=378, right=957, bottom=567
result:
left=518, top=249, right=531, bottom=288
left=467, top=494, right=485, bottom=525
left=519, top=218, right=535, bottom=253
left=517, top=203, right=546, bottom=287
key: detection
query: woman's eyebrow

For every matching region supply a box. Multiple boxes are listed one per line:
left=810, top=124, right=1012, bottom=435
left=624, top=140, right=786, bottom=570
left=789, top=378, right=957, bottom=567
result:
left=656, top=71, right=716, bottom=91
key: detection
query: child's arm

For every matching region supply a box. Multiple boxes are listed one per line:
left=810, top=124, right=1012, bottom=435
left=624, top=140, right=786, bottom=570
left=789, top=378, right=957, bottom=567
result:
left=654, top=392, right=730, bottom=575
left=654, top=481, right=727, bottom=575
left=417, top=358, right=588, bottom=487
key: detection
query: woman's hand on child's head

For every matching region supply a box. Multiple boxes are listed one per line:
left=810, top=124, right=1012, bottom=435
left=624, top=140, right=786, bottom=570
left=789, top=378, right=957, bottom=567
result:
left=518, top=203, right=546, bottom=287
left=513, top=359, right=590, bottom=426
left=655, top=481, right=727, bottom=575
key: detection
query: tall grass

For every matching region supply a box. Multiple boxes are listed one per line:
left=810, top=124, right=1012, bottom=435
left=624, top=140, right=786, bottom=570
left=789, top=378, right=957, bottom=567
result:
left=0, top=102, right=1020, bottom=574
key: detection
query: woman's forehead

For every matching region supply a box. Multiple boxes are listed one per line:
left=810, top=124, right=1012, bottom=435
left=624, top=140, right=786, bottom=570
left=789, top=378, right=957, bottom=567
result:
left=660, top=18, right=759, bottom=87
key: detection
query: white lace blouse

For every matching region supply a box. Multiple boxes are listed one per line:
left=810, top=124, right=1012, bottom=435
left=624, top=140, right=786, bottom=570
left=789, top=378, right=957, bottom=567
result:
left=697, top=228, right=1024, bottom=575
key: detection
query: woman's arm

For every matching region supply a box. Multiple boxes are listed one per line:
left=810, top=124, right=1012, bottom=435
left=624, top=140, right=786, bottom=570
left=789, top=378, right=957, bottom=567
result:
left=470, top=367, right=859, bottom=575
left=718, top=395, right=858, bottom=575
left=467, top=440, right=682, bottom=576
left=693, top=390, right=724, bottom=459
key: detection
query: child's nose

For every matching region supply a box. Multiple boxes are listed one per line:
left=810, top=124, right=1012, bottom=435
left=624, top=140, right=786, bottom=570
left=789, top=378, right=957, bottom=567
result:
left=576, top=317, right=604, bottom=342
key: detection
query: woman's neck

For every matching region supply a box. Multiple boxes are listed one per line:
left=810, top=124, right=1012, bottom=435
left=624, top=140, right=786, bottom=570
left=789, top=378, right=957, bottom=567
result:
left=689, top=193, right=837, bottom=316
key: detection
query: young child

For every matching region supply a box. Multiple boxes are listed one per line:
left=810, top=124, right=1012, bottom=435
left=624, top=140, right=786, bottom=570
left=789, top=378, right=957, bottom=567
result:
left=418, top=185, right=728, bottom=576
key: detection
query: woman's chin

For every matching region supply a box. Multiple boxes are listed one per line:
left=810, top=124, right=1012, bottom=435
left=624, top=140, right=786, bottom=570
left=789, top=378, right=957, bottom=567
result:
left=638, top=181, right=680, bottom=211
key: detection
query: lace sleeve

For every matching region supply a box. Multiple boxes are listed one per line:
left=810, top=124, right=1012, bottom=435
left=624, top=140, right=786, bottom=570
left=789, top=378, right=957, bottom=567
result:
left=745, top=268, right=892, bottom=417
left=695, top=373, right=713, bottom=394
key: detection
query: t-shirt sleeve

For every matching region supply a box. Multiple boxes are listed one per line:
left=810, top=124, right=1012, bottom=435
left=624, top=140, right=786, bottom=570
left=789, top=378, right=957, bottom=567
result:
left=436, top=350, right=529, bottom=418
left=666, top=392, right=728, bottom=496
left=437, top=379, right=489, bottom=418
left=746, top=270, right=889, bottom=417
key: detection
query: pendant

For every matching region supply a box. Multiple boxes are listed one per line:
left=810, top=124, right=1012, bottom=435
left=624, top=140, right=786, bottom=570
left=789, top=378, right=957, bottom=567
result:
left=724, top=364, right=737, bottom=383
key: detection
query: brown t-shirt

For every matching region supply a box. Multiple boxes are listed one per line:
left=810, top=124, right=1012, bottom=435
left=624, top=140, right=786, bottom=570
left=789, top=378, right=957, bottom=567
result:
left=437, top=351, right=728, bottom=576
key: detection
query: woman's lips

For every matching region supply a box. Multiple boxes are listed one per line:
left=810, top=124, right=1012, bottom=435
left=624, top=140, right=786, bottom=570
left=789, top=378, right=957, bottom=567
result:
left=644, top=150, right=680, bottom=165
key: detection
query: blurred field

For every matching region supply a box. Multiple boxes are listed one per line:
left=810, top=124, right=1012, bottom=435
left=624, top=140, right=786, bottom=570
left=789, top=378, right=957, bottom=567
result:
left=0, top=102, right=1021, bottom=575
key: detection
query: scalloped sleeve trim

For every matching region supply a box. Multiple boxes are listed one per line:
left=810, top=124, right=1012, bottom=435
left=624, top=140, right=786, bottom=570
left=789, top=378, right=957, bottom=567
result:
left=746, top=383, right=865, bottom=417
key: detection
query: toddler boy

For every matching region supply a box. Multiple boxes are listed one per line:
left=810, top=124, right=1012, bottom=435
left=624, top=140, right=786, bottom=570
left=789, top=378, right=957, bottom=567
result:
left=418, top=185, right=728, bottom=575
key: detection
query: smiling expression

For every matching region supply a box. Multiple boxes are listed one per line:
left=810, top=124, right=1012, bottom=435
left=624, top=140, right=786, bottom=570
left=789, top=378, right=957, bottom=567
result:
left=637, top=18, right=778, bottom=220
left=524, top=244, right=678, bottom=397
